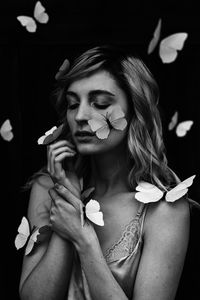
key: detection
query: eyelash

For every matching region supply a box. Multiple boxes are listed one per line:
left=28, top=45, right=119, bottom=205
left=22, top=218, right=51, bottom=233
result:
left=67, top=103, right=109, bottom=110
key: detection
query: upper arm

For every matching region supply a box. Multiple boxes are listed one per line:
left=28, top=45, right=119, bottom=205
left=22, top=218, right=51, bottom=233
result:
left=27, top=175, right=54, bottom=228
left=133, top=198, right=190, bottom=300
left=19, top=175, right=54, bottom=290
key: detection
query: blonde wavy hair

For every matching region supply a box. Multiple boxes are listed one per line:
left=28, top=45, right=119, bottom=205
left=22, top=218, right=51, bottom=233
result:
left=48, top=45, right=178, bottom=192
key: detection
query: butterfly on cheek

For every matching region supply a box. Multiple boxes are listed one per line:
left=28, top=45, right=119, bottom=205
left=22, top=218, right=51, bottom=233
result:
left=88, top=105, right=128, bottom=139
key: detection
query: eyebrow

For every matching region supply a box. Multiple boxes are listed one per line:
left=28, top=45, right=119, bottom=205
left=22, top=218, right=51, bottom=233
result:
left=66, top=89, right=115, bottom=99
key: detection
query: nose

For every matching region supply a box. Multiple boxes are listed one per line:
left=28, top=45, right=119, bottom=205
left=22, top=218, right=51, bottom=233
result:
left=75, top=101, right=91, bottom=123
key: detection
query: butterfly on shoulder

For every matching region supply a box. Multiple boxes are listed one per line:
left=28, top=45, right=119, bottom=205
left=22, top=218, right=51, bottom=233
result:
left=135, top=175, right=196, bottom=204
left=17, top=1, right=49, bottom=33
left=88, top=105, right=127, bottom=139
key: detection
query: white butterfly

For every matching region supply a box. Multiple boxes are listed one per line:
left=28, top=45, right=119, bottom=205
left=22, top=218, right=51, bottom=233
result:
left=17, top=1, right=49, bottom=33
left=168, top=111, right=194, bottom=137
left=80, top=199, right=104, bottom=227
left=15, top=217, right=40, bottom=255
left=147, top=18, right=162, bottom=54
left=159, top=33, right=188, bottom=63
left=135, top=175, right=196, bottom=204
left=88, top=105, right=127, bottom=139
left=37, top=125, right=64, bottom=145
left=0, top=119, right=13, bottom=141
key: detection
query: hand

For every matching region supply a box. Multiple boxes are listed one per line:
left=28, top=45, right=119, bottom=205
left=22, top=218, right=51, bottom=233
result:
left=49, top=183, right=96, bottom=249
left=47, top=140, right=81, bottom=198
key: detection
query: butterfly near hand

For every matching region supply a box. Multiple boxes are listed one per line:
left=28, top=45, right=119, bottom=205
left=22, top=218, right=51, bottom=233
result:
left=135, top=175, right=196, bottom=204
left=17, top=1, right=49, bottom=33
left=37, top=124, right=64, bottom=145
left=15, top=217, right=40, bottom=255
left=168, top=111, right=194, bottom=137
left=80, top=199, right=104, bottom=227
left=88, top=105, right=127, bottom=139
left=0, top=119, right=13, bottom=142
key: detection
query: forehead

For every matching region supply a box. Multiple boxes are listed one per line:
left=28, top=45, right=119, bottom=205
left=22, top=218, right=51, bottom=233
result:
left=67, top=71, right=122, bottom=95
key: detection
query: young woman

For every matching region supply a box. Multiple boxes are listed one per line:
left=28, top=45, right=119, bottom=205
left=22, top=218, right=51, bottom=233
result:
left=18, top=46, right=191, bottom=300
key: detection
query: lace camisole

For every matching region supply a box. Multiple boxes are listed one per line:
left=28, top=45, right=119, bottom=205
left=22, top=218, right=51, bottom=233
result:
left=67, top=203, right=147, bottom=299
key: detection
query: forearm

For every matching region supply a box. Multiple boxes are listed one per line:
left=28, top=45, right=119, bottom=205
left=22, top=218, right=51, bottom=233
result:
left=77, top=237, right=128, bottom=300
left=20, top=232, right=74, bottom=300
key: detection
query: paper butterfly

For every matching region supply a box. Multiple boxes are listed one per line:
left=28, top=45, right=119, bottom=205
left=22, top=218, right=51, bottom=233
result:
left=88, top=105, right=127, bottom=139
left=135, top=175, right=196, bottom=204
left=168, top=111, right=193, bottom=137
left=17, top=1, right=49, bottom=33
left=159, top=33, right=188, bottom=63
left=147, top=18, right=162, bottom=54
left=0, top=119, right=13, bottom=141
left=80, top=199, right=104, bottom=227
left=15, top=217, right=40, bottom=255
left=55, top=59, right=70, bottom=80
left=37, top=124, right=63, bottom=145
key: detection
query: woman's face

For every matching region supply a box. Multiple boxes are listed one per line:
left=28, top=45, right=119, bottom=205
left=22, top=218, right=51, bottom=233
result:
left=66, top=70, right=130, bottom=155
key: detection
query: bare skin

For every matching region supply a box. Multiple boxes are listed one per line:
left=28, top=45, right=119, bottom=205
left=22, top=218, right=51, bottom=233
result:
left=19, top=71, right=190, bottom=300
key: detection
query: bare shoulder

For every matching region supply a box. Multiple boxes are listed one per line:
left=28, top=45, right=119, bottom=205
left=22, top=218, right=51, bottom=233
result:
left=27, top=175, right=54, bottom=227
left=144, top=198, right=190, bottom=240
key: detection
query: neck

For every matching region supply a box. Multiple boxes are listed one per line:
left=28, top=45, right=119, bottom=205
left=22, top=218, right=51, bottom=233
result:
left=89, top=144, right=131, bottom=196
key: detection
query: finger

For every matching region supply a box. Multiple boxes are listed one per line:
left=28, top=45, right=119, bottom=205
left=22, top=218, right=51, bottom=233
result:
left=54, top=152, right=76, bottom=162
left=49, top=147, right=76, bottom=176
left=52, top=146, right=76, bottom=157
left=54, top=184, right=81, bottom=210
left=49, top=140, right=75, bottom=151
left=48, top=188, right=59, bottom=205
left=54, top=167, right=80, bottom=197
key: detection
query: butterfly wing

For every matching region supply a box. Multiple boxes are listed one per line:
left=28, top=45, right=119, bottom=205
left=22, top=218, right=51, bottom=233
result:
left=81, top=187, right=95, bottom=201
left=110, top=118, right=128, bottom=131
left=34, top=1, right=49, bottom=23
left=148, top=18, right=162, bottom=54
left=135, top=182, right=164, bottom=203
left=166, top=175, right=196, bottom=202
left=14, top=217, right=30, bottom=250
left=159, top=33, right=188, bottom=63
left=108, top=105, right=127, bottom=131
left=168, top=111, right=178, bottom=131
left=17, top=16, right=37, bottom=33
left=25, top=228, right=40, bottom=255
left=37, top=125, right=60, bottom=145
left=88, top=114, right=109, bottom=139
left=85, top=200, right=104, bottom=226
left=0, top=119, right=13, bottom=141
left=176, top=120, right=193, bottom=137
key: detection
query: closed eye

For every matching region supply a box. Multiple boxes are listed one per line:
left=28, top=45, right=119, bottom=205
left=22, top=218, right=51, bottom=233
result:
left=92, top=103, right=110, bottom=109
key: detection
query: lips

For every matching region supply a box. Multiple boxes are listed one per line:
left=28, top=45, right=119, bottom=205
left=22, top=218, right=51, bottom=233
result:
left=75, top=131, right=95, bottom=137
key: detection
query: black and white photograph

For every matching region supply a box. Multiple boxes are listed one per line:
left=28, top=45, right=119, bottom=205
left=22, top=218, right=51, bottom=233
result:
left=1, top=1, right=200, bottom=299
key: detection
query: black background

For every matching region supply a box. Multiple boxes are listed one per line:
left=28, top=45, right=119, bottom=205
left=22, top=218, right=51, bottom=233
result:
left=1, top=1, right=200, bottom=299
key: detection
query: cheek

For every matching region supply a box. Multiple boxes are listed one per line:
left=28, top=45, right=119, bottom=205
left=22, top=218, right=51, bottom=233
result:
left=105, top=128, right=128, bottom=147
left=66, top=112, right=74, bottom=130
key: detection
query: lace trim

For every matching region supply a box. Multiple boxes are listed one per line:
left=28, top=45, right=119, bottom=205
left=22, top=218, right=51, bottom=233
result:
left=104, top=215, right=142, bottom=263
